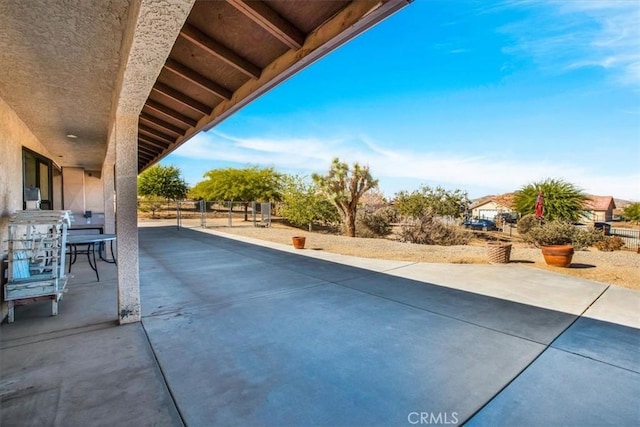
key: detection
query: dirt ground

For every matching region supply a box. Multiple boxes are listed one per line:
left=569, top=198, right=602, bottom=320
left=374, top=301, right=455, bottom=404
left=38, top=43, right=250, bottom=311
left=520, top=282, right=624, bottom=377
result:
left=140, top=215, right=640, bottom=291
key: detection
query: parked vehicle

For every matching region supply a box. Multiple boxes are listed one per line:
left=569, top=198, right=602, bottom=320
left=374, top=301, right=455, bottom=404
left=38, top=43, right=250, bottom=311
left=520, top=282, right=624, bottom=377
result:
left=496, top=212, right=518, bottom=224
left=594, top=222, right=611, bottom=236
left=463, top=218, right=497, bottom=231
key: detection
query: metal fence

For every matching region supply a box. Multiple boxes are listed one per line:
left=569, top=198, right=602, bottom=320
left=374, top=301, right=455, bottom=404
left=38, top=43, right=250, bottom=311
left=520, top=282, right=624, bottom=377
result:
left=137, top=199, right=273, bottom=229
left=609, top=227, right=639, bottom=251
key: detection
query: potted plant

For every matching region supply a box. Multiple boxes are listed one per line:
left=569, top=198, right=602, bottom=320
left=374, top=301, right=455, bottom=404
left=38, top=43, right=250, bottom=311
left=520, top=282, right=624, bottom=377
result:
left=518, top=215, right=602, bottom=267
left=291, top=236, right=306, bottom=249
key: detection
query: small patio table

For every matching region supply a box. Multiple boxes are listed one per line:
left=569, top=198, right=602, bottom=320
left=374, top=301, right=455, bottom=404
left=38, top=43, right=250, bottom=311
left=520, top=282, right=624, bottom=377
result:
left=66, top=234, right=116, bottom=281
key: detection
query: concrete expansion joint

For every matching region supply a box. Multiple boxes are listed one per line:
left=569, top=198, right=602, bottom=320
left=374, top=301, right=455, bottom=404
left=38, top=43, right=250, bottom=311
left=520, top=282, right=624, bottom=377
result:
left=548, top=346, right=640, bottom=375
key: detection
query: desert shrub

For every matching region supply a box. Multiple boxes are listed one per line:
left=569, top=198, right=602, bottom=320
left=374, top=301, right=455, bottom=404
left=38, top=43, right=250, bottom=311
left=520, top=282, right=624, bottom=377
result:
left=398, top=215, right=470, bottom=246
left=517, top=214, right=539, bottom=235
left=355, top=206, right=396, bottom=238
left=523, top=220, right=575, bottom=246
left=594, top=236, right=625, bottom=252
left=520, top=219, right=604, bottom=249
left=572, top=227, right=605, bottom=250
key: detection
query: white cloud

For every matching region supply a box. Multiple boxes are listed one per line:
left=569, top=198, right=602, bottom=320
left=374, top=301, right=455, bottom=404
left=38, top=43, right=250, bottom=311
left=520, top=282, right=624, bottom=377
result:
left=172, top=131, right=640, bottom=200
left=500, top=0, right=640, bottom=86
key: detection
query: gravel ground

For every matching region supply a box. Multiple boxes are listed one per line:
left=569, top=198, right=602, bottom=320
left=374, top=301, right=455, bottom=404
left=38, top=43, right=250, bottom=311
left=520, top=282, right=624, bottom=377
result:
left=143, top=217, right=640, bottom=290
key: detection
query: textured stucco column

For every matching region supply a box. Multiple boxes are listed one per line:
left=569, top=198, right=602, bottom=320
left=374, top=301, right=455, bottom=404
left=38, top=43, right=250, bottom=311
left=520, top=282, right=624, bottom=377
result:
left=107, top=0, right=195, bottom=324
left=114, top=114, right=140, bottom=323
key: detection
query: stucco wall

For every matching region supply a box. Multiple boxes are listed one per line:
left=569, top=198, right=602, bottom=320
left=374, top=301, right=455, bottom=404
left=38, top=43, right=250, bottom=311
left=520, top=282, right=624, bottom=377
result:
left=85, top=171, right=105, bottom=213
left=0, top=96, right=57, bottom=321
left=471, top=201, right=513, bottom=219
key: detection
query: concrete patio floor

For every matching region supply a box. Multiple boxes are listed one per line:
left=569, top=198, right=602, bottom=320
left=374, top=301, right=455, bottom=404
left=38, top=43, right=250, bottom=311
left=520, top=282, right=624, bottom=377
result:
left=1, top=225, right=638, bottom=426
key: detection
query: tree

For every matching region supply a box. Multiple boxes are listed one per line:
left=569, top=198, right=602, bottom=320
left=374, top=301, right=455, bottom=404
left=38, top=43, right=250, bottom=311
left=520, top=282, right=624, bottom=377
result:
left=138, top=165, right=189, bottom=201
left=394, top=185, right=469, bottom=219
left=280, top=175, right=340, bottom=231
left=622, top=202, right=640, bottom=224
left=513, top=178, right=589, bottom=223
left=189, top=166, right=282, bottom=220
left=312, top=158, right=378, bottom=237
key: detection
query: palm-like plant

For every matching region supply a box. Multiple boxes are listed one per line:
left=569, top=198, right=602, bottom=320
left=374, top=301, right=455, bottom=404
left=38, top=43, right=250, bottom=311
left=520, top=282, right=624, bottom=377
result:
left=514, top=178, right=588, bottom=223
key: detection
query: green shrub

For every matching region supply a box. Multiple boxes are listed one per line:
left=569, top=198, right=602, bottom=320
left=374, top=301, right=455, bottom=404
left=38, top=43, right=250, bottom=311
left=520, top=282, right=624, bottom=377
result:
left=595, top=236, right=625, bottom=252
left=399, top=215, right=470, bottom=246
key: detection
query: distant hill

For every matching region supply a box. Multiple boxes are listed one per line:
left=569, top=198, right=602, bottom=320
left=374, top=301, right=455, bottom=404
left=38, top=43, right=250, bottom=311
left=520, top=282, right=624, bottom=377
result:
left=614, top=198, right=634, bottom=208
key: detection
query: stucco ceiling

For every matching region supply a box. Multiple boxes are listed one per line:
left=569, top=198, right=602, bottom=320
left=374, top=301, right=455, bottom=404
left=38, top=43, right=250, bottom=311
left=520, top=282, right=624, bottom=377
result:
left=0, top=0, right=131, bottom=170
left=0, top=0, right=409, bottom=173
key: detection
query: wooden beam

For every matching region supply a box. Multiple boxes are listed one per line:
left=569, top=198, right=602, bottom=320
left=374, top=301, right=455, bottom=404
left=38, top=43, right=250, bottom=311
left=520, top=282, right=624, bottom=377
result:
left=179, top=23, right=262, bottom=79
left=148, top=0, right=410, bottom=167
left=139, top=112, right=185, bottom=137
left=145, top=99, right=198, bottom=127
left=152, top=83, right=212, bottom=115
left=138, top=152, right=155, bottom=162
left=139, top=134, right=170, bottom=150
left=138, top=145, right=158, bottom=157
left=139, top=124, right=174, bottom=145
left=164, top=58, right=232, bottom=100
left=226, top=0, right=304, bottom=49
left=137, top=143, right=158, bottom=155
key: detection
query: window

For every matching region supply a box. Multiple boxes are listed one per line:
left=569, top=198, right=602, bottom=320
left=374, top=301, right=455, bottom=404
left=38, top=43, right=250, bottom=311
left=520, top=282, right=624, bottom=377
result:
left=22, top=147, right=57, bottom=210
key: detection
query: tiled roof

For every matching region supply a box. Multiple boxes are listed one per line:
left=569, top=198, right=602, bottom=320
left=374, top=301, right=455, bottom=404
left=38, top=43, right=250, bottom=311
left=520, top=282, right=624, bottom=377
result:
left=584, top=195, right=615, bottom=211
left=470, top=193, right=515, bottom=209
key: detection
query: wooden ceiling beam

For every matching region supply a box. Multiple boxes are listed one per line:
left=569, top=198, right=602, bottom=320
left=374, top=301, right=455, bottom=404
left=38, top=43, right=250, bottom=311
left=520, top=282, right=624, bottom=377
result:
left=138, top=144, right=158, bottom=157
left=145, top=99, right=198, bottom=127
left=179, top=23, right=262, bottom=79
left=139, top=125, right=174, bottom=145
left=152, top=82, right=212, bottom=115
left=164, top=58, right=232, bottom=100
left=139, top=135, right=170, bottom=151
left=139, top=111, right=185, bottom=137
left=138, top=152, right=155, bottom=162
left=226, top=0, right=304, bottom=49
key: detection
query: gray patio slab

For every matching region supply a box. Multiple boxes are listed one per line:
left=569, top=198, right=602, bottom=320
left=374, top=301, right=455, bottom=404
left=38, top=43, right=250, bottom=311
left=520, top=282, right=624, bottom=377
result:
left=0, top=263, right=117, bottom=343
left=581, top=285, right=640, bottom=328
left=467, top=347, right=640, bottom=426
left=383, top=263, right=608, bottom=315
left=551, top=317, right=640, bottom=372
left=339, top=273, right=576, bottom=344
left=3, top=226, right=638, bottom=426
left=142, top=283, right=545, bottom=427
left=0, top=323, right=181, bottom=427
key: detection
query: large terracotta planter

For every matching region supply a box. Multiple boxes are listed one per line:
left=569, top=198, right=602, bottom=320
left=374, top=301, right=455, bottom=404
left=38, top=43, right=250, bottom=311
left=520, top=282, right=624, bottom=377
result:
left=541, top=245, right=574, bottom=267
left=292, top=236, right=306, bottom=249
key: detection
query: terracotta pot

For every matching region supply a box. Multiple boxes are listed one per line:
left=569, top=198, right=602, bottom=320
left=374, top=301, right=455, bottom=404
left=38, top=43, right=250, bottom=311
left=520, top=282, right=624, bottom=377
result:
left=292, top=236, right=306, bottom=249
left=541, top=245, right=574, bottom=267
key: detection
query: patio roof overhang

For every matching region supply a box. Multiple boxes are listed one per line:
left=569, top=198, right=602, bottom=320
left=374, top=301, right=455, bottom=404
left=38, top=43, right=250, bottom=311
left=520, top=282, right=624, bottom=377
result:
left=0, top=0, right=410, bottom=173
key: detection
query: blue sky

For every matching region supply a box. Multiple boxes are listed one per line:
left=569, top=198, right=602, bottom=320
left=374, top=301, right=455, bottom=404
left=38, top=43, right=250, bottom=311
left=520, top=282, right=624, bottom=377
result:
left=164, top=0, right=640, bottom=201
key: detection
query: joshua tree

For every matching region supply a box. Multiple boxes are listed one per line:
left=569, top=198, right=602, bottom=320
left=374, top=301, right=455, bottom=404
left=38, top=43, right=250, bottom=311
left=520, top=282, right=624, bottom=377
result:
left=312, top=158, right=378, bottom=237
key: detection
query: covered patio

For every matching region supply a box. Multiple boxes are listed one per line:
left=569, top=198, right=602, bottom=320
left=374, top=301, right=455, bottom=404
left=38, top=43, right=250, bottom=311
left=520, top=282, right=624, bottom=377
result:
left=1, top=0, right=410, bottom=324
left=1, top=226, right=638, bottom=425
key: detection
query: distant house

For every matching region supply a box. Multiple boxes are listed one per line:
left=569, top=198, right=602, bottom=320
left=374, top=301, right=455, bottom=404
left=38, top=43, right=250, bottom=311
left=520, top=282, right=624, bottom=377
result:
left=469, top=194, right=516, bottom=219
left=583, top=196, right=616, bottom=222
